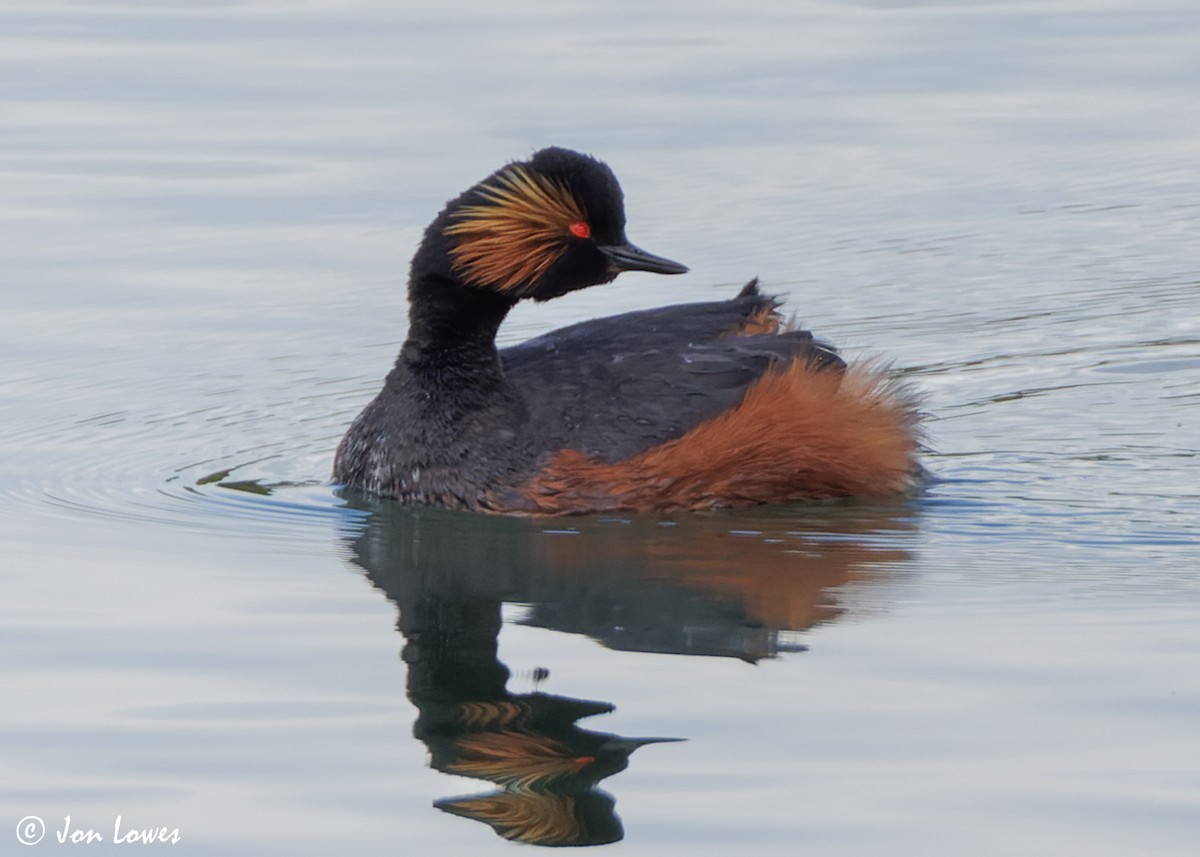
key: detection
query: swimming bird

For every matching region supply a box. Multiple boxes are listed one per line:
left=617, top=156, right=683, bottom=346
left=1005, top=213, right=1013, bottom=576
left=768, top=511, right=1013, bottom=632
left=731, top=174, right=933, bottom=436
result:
left=334, top=146, right=922, bottom=514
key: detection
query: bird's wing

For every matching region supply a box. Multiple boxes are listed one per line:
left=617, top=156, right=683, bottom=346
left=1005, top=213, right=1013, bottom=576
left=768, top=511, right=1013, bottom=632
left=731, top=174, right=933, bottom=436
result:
left=501, top=281, right=843, bottom=463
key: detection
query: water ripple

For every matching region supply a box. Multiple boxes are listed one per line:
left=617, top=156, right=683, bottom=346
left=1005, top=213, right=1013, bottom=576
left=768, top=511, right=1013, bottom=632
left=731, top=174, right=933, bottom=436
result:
left=0, top=341, right=364, bottom=544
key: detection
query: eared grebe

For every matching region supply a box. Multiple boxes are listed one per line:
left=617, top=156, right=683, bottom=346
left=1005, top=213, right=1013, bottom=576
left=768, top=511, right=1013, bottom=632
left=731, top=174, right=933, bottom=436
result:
left=334, top=147, right=922, bottom=513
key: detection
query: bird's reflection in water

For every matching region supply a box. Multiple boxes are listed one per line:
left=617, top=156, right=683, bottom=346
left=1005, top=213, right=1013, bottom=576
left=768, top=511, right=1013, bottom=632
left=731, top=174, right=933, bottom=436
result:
left=340, top=498, right=915, bottom=845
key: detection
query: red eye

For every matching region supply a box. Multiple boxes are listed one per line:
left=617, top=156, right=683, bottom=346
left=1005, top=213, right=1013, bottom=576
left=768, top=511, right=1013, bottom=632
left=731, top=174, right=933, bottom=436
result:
left=568, top=221, right=591, bottom=239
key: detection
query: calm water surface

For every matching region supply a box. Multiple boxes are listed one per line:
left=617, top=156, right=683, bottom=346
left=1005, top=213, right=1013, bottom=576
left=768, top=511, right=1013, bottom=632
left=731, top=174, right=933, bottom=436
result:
left=3, top=2, right=1198, bottom=854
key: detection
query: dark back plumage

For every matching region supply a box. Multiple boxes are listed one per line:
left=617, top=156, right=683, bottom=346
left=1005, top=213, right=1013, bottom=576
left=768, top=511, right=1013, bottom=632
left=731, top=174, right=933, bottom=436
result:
left=502, top=280, right=842, bottom=463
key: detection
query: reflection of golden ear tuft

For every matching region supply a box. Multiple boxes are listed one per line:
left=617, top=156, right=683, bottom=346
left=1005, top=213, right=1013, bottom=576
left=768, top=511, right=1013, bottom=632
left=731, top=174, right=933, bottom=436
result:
left=455, top=700, right=529, bottom=730
left=446, top=165, right=587, bottom=294
left=439, top=792, right=584, bottom=846
left=448, top=732, right=590, bottom=790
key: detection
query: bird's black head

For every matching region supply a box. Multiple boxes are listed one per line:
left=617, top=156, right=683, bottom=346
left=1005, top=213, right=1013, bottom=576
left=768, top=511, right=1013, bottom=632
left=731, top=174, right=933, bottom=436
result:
left=415, top=147, right=687, bottom=302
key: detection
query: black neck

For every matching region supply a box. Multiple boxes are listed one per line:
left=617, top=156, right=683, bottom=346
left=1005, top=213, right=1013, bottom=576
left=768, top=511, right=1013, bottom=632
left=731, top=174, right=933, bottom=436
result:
left=400, top=274, right=517, bottom=374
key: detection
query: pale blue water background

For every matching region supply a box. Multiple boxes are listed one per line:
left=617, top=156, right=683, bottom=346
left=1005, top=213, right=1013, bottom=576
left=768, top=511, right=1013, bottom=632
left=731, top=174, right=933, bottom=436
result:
left=2, top=1, right=1199, bottom=854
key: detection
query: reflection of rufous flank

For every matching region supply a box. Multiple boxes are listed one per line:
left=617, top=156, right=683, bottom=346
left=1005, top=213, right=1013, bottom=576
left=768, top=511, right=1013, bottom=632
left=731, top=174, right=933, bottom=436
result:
left=448, top=732, right=595, bottom=790
left=535, top=521, right=911, bottom=632
left=664, top=542, right=908, bottom=631
left=438, top=792, right=585, bottom=846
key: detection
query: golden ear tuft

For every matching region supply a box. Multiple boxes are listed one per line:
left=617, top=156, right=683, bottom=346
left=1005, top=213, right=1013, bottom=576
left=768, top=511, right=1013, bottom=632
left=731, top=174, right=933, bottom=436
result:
left=445, top=165, right=588, bottom=294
